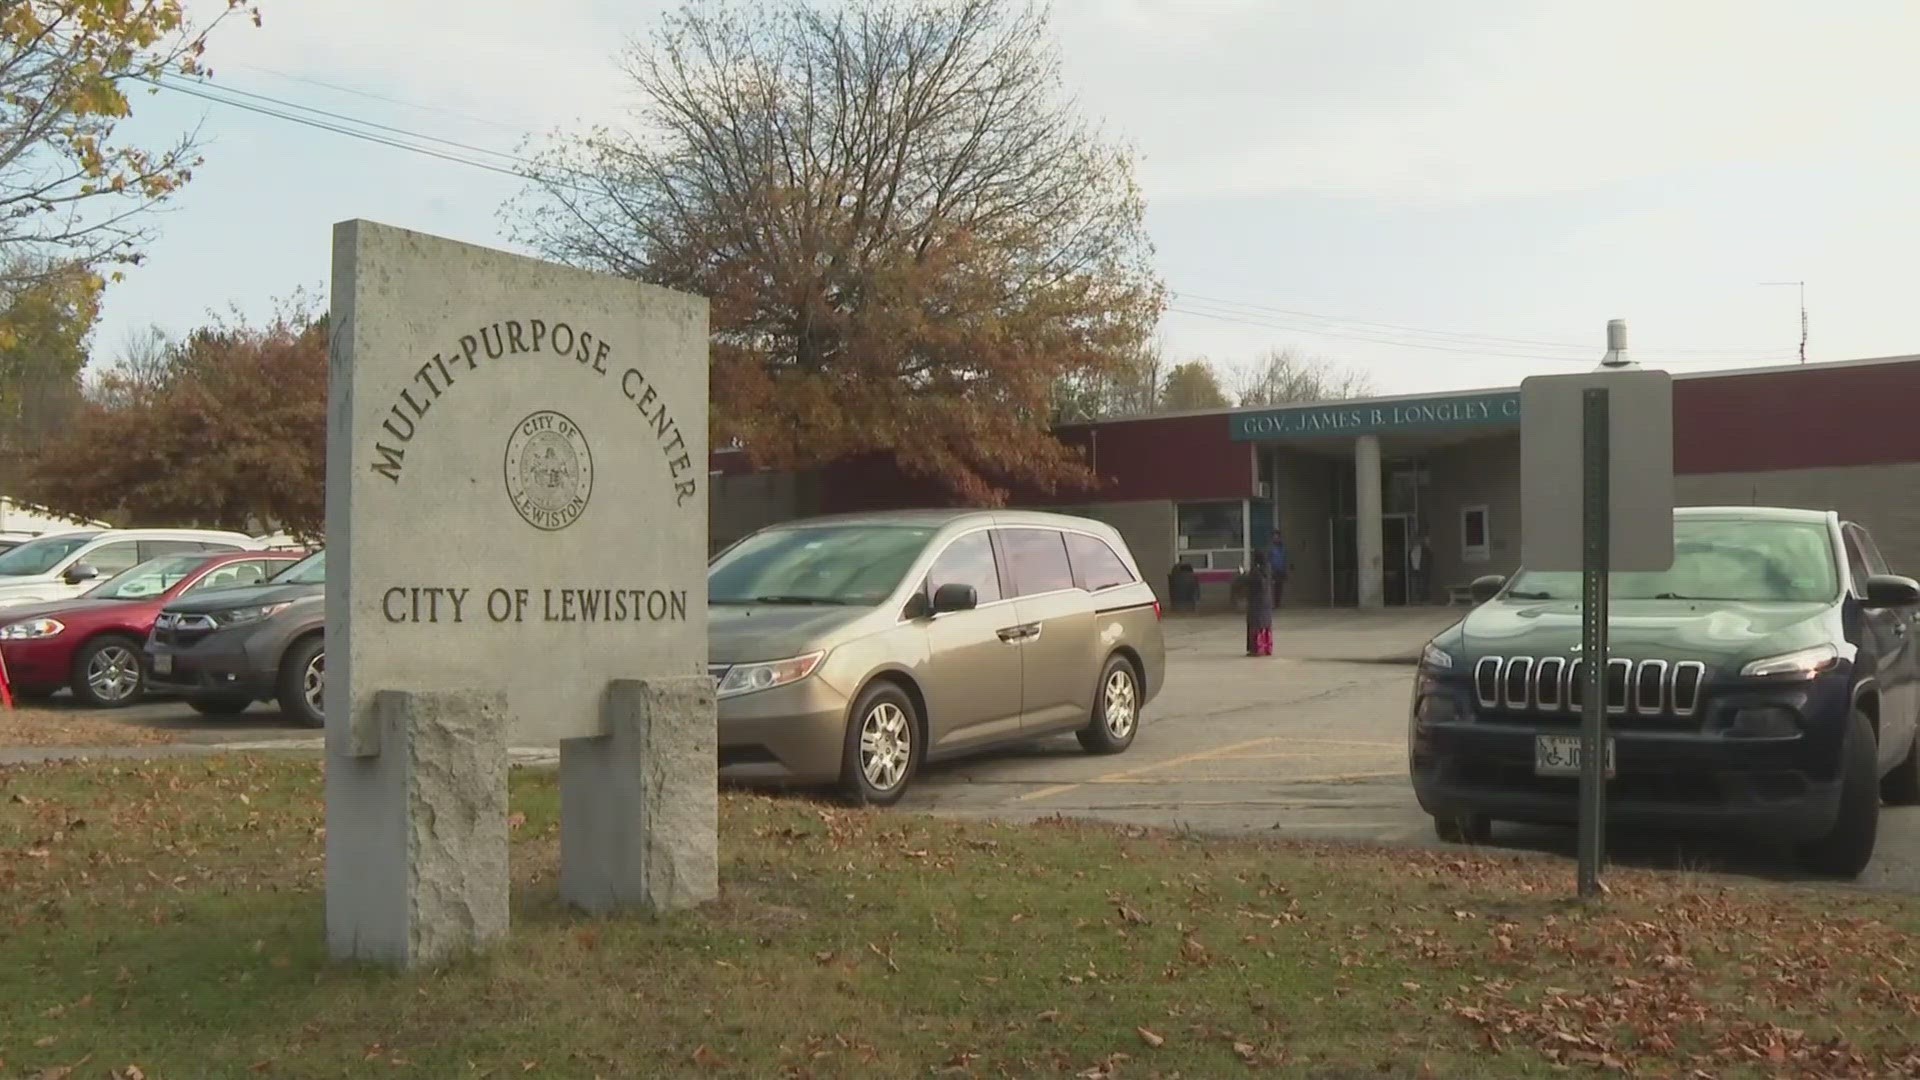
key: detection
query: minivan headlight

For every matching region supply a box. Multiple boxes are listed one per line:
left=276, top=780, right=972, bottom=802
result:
left=716, top=652, right=825, bottom=699
left=1740, top=644, right=1839, bottom=681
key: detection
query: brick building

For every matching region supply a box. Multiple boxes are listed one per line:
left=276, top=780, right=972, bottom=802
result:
left=709, top=353, right=1920, bottom=608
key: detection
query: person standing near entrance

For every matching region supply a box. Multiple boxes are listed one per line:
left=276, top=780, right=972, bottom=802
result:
left=1268, top=530, right=1289, bottom=609
left=1409, top=531, right=1433, bottom=605
left=1245, top=551, right=1275, bottom=656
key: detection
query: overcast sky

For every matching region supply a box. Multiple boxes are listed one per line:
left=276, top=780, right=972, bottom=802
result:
left=99, top=0, right=1920, bottom=398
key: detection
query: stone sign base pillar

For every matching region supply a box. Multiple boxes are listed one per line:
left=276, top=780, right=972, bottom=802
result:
left=560, top=677, right=718, bottom=914
left=325, top=689, right=510, bottom=967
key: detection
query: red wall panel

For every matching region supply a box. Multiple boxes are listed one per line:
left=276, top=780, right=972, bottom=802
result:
left=1673, top=360, right=1920, bottom=474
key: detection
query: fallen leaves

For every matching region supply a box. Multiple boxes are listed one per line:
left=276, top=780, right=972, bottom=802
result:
left=1135, top=1026, right=1164, bottom=1049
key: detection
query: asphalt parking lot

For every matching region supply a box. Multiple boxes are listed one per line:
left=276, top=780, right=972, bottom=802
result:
left=12, top=607, right=1920, bottom=891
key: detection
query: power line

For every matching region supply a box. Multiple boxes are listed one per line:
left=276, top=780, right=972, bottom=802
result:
left=143, top=66, right=1807, bottom=372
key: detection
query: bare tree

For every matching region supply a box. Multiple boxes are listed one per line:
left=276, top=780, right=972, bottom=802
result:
left=505, top=0, right=1164, bottom=504
left=1229, top=347, right=1373, bottom=407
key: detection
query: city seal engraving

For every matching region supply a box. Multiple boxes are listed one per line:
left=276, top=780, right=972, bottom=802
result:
left=503, top=410, right=593, bottom=531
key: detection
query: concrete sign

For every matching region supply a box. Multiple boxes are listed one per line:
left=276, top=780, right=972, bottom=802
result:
left=1519, top=369, right=1675, bottom=573
left=325, top=221, right=716, bottom=967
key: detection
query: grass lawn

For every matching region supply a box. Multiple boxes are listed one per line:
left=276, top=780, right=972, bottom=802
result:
left=0, top=706, right=175, bottom=749
left=2, top=757, right=1918, bottom=1079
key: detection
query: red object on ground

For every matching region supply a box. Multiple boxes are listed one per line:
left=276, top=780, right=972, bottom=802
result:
left=0, top=550, right=303, bottom=703
left=0, top=643, right=13, bottom=709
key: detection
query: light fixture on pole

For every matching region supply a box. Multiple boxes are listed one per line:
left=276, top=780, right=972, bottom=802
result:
left=1760, top=281, right=1807, bottom=364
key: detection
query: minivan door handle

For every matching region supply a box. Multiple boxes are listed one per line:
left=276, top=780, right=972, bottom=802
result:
left=997, top=626, right=1026, bottom=643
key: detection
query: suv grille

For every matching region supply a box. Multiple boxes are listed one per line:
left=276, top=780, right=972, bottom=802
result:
left=1473, top=655, right=1705, bottom=718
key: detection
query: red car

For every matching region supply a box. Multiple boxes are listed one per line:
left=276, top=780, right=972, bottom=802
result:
left=0, top=549, right=305, bottom=708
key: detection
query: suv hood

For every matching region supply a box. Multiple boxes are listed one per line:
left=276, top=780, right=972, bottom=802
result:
left=709, top=603, right=874, bottom=664
left=162, top=581, right=322, bottom=615
left=1456, top=598, right=1836, bottom=665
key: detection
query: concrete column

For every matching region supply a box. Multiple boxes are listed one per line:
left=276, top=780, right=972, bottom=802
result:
left=1355, top=435, right=1384, bottom=608
left=560, top=676, right=718, bottom=915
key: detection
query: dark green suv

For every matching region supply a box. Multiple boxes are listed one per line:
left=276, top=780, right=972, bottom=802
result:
left=1410, top=506, right=1920, bottom=877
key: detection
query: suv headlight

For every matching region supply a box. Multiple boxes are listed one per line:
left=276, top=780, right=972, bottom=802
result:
left=0, top=617, right=64, bottom=640
left=1420, top=642, right=1453, bottom=671
left=716, top=652, right=825, bottom=699
left=211, top=602, right=292, bottom=627
left=1740, top=644, right=1839, bottom=681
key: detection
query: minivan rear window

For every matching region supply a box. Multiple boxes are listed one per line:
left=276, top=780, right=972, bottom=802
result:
left=997, top=529, right=1075, bottom=597
left=1067, top=532, right=1135, bottom=592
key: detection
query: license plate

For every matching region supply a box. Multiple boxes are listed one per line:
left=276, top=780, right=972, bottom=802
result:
left=1534, top=734, right=1615, bottom=777
left=151, top=653, right=172, bottom=676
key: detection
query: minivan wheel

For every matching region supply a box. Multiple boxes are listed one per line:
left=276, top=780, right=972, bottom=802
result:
left=1077, top=656, right=1140, bottom=755
left=1880, top=729, right=1920, bottom=806
left=278, top=636, right=325, bottom=728
left=71, top=635, right=145, bottom=708
left=838, top=682, right=918, bottom=807
left=1796, top=709, right=1879, bottom=878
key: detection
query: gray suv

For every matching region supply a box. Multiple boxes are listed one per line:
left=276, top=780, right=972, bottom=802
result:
left=710, top=510, right=1165, bottom=805
left=145, top=550, right=326, bottom=726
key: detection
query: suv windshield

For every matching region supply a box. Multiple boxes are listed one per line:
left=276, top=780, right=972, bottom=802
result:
left=709, top=525, right=936, bottom=606
left=1505, top=518, right=1839, bottom=602
left=0, top=533, right=94, bottom=577
left=85, top=554, right=205, bottom=599
left=272, top=550, right=326, bottom=585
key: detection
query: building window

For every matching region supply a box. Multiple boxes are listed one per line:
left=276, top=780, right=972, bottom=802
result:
left=1461, top=504, right=1490, bottom=564
left=1176, top=501, right=1247, bottom=571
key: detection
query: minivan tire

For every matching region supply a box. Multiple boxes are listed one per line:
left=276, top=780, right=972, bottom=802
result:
left=1796, top=709, right=1879, bottom=878
left=1077, top=655, right=1141, bottom=756
left=838, top=681, right=918, bottom=807
left=1882, top=730, right=1920, bottom=806
left=71, top=634, right=145, bottom=709
left=278, top=636, right=325, bottom=729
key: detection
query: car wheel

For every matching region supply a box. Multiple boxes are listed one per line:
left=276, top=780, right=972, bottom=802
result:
left=1077, top=655, right=1141, bottom=755
left=1432, top=812, right=1493, bottom=845
left=838, top=682, right=918, bottom=807
left=70, top=635, right=146, bottom=709
left=1796, top=709, right=1879, bottom=878
left=277, top=636, right=325, bottom=728
left=189, top=695, right=252, bottom=716
left=1880, top=729, right=1920, bottom=806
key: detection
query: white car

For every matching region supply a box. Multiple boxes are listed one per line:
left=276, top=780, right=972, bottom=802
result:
left=0, top=529, right=262, bottom=608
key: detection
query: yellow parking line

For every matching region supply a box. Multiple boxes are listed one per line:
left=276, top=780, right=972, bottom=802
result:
left=1014, top=735, right=1284, bottom=803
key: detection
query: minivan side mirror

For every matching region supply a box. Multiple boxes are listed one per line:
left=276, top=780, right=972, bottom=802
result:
left=1469, top=574, right=1506, bottom=602
left=64, top=563, right=99, bottom=585
left=931, top=583, right=978, bottom=614
left=1862, top=573, right=1920, bottom=609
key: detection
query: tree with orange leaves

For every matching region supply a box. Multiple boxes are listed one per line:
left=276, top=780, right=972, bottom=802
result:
left=509, top=0, right=1164, bottom=505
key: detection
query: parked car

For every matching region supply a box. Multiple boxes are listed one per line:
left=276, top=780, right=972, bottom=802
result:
left=0, top=549, right=305, bottom=708
left=145, top=549, right=326, bottom=725
left=1409, top=506, right=1920, bottom=877
left=710, top=510, right=1165, bottom=805
left=0, top=528, right=261, bottom=609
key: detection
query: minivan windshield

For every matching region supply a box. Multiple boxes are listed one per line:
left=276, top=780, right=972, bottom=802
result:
left=709, top=525, right=936, bottom=606
left=0, top=533, right=95, bottom=577
left=1504, top=518, right=1839, bottom=602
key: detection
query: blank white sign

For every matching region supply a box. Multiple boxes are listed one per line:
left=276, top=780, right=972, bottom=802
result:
left=1520, top=369, right=1675, bottom=572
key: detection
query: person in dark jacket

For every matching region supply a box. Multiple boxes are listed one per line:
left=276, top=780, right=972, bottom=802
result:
left=1245, top=551, right=1275, bottom=656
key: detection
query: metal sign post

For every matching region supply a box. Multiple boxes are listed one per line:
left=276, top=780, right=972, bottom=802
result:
left=1520, top=321, right=1674, bottom=901
left=1577, top=388, right=1609, bottom=897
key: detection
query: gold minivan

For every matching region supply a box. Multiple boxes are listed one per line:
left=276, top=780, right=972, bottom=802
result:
left=709, top=509, right=1165, bottom=805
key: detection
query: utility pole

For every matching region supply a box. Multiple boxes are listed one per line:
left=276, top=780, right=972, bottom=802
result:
left=1761, top=281, right=1807, bottom=363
